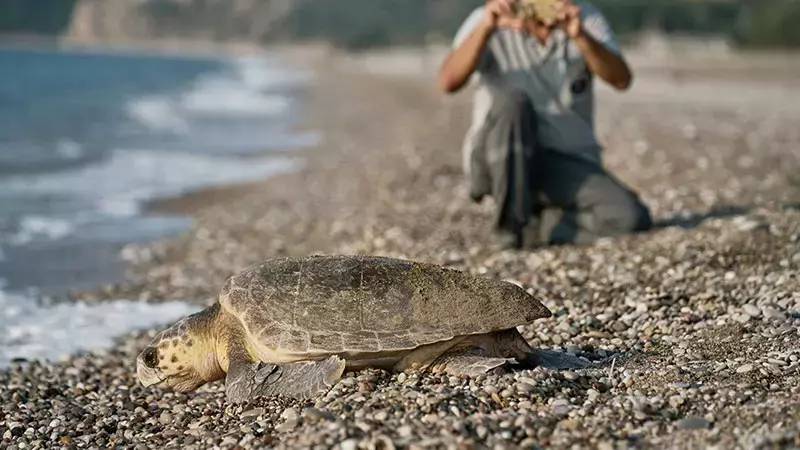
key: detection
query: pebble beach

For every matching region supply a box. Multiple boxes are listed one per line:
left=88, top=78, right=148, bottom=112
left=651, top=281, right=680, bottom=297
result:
left=2, top=45, right=799, bottom=449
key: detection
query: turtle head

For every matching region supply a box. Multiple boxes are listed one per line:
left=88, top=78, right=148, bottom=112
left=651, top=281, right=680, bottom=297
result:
left=137, top=304, right=224, bottom=392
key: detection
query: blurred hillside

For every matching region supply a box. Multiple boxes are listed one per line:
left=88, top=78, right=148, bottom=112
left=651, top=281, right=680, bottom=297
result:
left=1, top=0, right=799, bottom=49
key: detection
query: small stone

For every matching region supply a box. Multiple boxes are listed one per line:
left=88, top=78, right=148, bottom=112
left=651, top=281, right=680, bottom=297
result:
left=276, top=408, right=300, bottom=433
left=158, top=411, right=173, bottom=425
left=242, top=407, right=265, bottom=418
left=742, top=304, right=761, bottom=317
left=668, top=395, right=685, bottom=408
left=566, top=345, right=581, bottom=355
left=767, top=358, right=787, bottom=367
left=597, top=441, right=615, bottom=450
left=733, top=217, right=766, bottom=232
left=763, top=307, right=787, bottom=321
left=338, top=377, right=356, bottom=387
left=187, top=419, right=205, bottom=430
left=677, top=416, right=711, bottom=430
left=736, top=364, right=754, bottom=374
left=221, top=436, right=239, bottom=446
left=275, top=421, right=296, bottom=433
left=340, top=438, right=359, bottom=450
left=563, top=371, right=579, bottom=381
left=516, top=382, right=536, bottom=394
left=552, top=399, right=570, bottom=415
left=281, top=407, right=299, bottom=420
left=303, top=407, right=336, bottom=422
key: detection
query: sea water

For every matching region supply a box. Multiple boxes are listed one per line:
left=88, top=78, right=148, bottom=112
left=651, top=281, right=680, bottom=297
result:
left=0, top=47, right=316, bottom=366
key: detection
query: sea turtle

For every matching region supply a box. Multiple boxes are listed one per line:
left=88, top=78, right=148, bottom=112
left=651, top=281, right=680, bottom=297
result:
left=136, top=256, right=558, bottom=402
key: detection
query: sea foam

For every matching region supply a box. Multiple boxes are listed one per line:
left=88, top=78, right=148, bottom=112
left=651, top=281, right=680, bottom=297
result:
left=0, top=148, right=299, bottom=219
left=0, top=287, right=198, bottom=367
left=126, top=56, right=310, bottom=133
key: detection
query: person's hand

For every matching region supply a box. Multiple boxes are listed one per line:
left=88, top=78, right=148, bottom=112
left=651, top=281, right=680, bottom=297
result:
left=556, top=0, right=584, bottom=39
left=483, top=0, right=525, bottom=31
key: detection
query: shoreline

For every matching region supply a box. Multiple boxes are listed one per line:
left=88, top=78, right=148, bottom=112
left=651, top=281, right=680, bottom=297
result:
left=0, top=34, right=271, bottom=59
left=3, top=45, right=800, bottom=449
left=0, top=44, right=317, bottom=303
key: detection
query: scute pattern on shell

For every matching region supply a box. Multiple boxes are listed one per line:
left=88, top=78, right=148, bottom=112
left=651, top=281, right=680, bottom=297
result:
left=219, top=256, right=551, bottom=354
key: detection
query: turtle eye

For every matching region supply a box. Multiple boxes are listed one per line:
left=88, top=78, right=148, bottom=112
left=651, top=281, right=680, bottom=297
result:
left=142, top=347, right=159, bottom=368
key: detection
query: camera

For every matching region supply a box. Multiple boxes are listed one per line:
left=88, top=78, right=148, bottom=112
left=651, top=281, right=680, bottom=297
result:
left=515, top=0, right=561, bottom=24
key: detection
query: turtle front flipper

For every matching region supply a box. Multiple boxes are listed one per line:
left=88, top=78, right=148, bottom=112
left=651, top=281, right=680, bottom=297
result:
left=226, top=356, right=346, bottom=403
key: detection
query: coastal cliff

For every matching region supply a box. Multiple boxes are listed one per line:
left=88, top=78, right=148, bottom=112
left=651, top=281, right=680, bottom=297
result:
left=66, top=0, right=300, bottom=44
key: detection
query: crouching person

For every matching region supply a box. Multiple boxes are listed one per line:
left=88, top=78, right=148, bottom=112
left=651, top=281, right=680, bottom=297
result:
left=439, top=0, right=652, bottom=248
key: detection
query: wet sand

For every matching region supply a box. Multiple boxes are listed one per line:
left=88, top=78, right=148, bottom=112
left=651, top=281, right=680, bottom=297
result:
left=2, top=45, right=799, bottom=449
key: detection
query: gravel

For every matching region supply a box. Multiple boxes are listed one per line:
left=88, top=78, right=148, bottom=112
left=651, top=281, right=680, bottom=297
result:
left=2, top=47, right=800, bottom=449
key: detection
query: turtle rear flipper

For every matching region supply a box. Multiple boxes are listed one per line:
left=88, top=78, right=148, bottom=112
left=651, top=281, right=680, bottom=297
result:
left=226, top=356, right=345, bottom=403
left=429, top=349, right=515, bottom=377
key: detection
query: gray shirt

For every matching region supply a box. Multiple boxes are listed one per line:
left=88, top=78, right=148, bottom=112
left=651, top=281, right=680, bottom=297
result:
left=454, top=3, right=621, bottom=165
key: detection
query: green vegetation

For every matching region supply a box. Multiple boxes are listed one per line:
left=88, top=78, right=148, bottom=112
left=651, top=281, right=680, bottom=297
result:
left=0, top=0, right=77, bottom=35
left=269, top=0, right=800, bottom=49
left=593, top=0, right=800, bottom=49
left=268, top=0, right=483, bottom=49
left=592, top=0, right=742, bottom=37
left=737, top=1, right=800, bottom=48
left=2, top=0, right=800, bottom=49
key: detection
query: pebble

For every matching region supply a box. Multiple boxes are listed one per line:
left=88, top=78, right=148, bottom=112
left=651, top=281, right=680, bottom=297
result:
left=340, top=438, right=359, bottom=450
left=275, top=408, right=300, bottom=433
left=242, top=407, right=265, bottom=418
left=677, top=416, right=712, bottom=430
left=158, top=412, right=173, bottom=425
left=742, top=304, right=761, bottom=317
left=763, top=307, right=787, bottom=321
left=303, top=407, right=336, bottom=422
left=563, top=371, right=579, bottom=381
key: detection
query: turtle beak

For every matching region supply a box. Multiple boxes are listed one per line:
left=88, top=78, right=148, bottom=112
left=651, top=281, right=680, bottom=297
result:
left=137, top=362, right=165, bottom=387
left=136, top=350, right=165, bottom=388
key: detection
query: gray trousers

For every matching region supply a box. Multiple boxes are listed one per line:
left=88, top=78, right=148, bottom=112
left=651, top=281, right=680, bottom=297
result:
left=469, top=91, right=652, bottom=247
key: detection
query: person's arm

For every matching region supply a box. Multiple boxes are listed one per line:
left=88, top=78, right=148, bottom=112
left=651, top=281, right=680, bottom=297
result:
left=574, top=31, right=632, bottom=90
left=438, top=0, right=522, bottom=94
left=560, top=0, right=632, bottom=91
